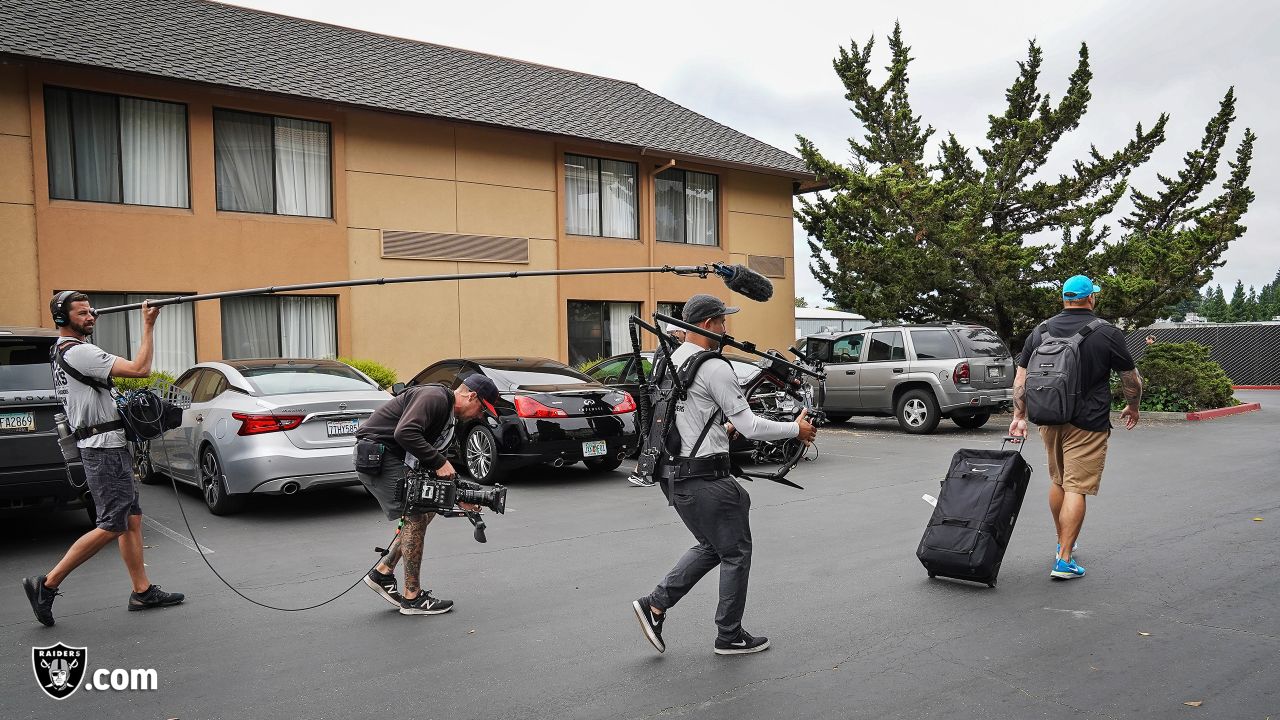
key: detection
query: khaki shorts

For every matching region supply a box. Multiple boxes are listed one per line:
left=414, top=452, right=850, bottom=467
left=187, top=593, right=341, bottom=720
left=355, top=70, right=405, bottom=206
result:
left=1038, top=424, right=1109, bottom=496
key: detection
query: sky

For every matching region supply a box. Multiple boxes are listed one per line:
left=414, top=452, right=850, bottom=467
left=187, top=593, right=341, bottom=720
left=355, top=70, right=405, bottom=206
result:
left=227, top=0, right=1279, bottom=306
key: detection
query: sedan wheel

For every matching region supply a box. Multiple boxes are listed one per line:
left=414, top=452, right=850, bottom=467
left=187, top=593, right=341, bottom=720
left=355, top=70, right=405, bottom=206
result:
left=464, top=426, right=504, bottom=484
left=200, top=447, right=244, bottom=515
left=135, top=443, right=163, bottom=485
left=895, top=389, right=941, bottom=434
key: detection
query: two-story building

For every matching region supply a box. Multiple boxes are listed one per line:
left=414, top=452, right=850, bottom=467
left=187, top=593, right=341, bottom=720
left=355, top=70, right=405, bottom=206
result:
left=0, top=0, right=816, bottom=379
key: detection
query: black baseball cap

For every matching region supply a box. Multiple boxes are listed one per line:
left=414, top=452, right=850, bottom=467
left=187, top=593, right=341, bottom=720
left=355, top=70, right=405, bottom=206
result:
left=682, top=293, right=740, bottom=324
left=461, top=374, right=500, bottom=416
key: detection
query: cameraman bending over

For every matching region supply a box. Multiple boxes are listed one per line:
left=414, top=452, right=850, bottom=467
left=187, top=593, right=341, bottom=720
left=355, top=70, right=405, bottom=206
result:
left=22, top=292, right=184, bottom=627
left=632, top=294, right=817, bottom=655
left=355, top=375, right=499, bottom=615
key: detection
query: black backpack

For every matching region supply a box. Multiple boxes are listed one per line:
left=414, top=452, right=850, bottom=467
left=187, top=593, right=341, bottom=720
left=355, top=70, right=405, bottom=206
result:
left=1023, top=318, right=1105, bottom=426
left=633, top=349, right=732, bottom=486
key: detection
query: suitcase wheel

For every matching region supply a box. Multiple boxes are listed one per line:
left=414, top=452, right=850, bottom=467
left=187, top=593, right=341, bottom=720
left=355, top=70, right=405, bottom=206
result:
left=927, top=571, right=936, bottom=578
left=986, top=579, right=997, bottom=588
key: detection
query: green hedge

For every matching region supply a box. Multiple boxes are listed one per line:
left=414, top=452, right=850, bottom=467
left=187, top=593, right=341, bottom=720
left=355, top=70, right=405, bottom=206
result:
left=338, top=357, right=398, bottom=389
left=1111, top=341, right=1236, bottom=412
left=113, top=371, right=176, bottom=393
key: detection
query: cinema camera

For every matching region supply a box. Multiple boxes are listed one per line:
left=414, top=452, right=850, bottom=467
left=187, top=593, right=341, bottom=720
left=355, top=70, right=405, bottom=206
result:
left=396, top=469, right=507, bottom=543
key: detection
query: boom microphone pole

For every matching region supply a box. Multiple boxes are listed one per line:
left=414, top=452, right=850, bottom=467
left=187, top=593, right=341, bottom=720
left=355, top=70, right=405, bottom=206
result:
left=91, top=262, right=776, bottom=315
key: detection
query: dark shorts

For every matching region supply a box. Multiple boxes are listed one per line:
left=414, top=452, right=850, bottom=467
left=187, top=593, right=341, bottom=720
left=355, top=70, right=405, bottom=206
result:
left=355, top=451, right=410, bottom=521
left=82, top=446, right=141, bottom=532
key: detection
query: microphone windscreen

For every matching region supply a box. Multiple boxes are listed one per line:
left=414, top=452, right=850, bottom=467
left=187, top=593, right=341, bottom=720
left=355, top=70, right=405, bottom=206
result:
left=722, top=264, right=774, bottom=302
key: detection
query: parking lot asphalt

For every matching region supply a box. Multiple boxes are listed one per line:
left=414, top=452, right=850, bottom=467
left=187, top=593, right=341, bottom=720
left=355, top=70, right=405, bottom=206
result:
left=2, top=392, right=1277, bottom=719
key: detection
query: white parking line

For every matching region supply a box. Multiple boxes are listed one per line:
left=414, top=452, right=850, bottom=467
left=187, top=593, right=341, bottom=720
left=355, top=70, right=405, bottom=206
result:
left=142, top=516, right=214, bottom=555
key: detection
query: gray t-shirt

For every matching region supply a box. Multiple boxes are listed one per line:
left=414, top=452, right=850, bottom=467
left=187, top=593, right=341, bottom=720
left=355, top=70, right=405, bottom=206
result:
left=52, top=339, right=126, bottom=449
left=669, top=342, right=749, bottom=457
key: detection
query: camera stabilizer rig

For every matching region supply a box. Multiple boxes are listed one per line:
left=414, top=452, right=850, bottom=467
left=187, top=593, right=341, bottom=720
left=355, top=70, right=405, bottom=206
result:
left=628, top=312, right=827, bottom=489
left=395, top=469, right=508, bottom=544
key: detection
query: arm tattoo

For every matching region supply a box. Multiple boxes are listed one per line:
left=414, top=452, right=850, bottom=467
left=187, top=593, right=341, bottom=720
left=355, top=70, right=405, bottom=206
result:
left=1119, top=369, right=1143, bottom=410
left=1012, top=367, right=1027, bottom=416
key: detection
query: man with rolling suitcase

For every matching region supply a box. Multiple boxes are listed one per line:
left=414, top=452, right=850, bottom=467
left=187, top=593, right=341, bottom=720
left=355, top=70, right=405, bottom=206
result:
left=1009, top=275, right=1142, bottom=580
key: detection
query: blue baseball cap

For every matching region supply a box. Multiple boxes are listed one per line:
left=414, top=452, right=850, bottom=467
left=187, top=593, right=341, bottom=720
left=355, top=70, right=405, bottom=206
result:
left=1062, top=275, right=1100, bottom=300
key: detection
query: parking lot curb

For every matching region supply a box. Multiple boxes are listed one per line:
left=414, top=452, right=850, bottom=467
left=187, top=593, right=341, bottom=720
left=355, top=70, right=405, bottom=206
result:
left=1186, top=403, right=1262, bottom=421
left=1232, top=385, right=1280, bottom=391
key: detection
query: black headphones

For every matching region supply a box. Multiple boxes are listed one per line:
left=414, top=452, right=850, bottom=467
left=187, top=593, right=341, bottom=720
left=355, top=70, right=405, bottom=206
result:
left=50, top=290, right=81, bottom=327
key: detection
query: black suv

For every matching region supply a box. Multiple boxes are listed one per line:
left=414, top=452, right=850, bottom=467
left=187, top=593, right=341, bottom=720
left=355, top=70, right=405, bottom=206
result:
left=0, top=327, right=91, bottom=522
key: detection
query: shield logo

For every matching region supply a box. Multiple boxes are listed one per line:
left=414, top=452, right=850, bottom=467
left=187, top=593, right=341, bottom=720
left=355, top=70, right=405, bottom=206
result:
left=32, top=642, right=87, bottom=700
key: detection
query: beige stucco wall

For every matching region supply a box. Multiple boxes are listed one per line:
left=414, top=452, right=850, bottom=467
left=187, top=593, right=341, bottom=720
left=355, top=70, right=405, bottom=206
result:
left=5, top=60, right=801, bottom=381
left=0, top=62, right=41, bottom=327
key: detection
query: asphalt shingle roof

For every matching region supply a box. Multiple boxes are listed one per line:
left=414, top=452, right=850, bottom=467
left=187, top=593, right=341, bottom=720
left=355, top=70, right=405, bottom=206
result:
left=0, top=0, right=810, bottom=177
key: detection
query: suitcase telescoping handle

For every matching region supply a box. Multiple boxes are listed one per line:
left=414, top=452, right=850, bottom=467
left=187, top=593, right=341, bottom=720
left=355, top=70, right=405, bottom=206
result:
left=1001, top=435, right=1025, bottom=454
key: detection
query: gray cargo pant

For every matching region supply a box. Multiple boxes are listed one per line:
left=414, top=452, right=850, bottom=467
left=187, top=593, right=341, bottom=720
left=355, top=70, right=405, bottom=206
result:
left=645, top=476, right=753, bottom=642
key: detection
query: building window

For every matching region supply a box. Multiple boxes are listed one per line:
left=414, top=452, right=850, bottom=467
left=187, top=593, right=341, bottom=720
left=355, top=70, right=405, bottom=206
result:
left=221, top=296, right=337, bottom=360
left=655, top=168, right=717, bottom=245
left=564, top=154, right=638, bottom=239
left=84, top=293, right=196, bottom=376
left=567, top=300, right=640, bottom=367
left=45, top=87, right=189, bottom=208
left=214, top=109, right=331, bottom=218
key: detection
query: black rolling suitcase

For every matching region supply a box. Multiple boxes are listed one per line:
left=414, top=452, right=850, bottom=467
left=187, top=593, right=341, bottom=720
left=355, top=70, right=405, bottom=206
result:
left=917, top=438, right=1032, bottom=587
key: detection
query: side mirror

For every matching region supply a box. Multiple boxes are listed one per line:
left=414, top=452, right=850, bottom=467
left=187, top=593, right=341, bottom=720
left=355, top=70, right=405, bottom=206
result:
left=390, top=382, right=406, bottom=396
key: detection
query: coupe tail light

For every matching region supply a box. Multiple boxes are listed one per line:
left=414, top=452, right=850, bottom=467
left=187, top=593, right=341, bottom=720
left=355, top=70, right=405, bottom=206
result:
left=953, top=361, right=971, bottom=385
left=513, top=396, right=568, bottom=419
left=611, top=391, right=637, bottom=414
left=232, top=412, right=305, bottom=436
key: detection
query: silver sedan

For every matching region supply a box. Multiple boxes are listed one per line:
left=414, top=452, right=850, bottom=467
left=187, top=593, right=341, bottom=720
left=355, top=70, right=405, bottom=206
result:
left=143, top=359, right=390, bottom=514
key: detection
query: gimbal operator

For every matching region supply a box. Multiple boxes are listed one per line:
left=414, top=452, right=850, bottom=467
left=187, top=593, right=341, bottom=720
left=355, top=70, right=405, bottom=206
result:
left=632, top=294, right=817, bottom=655
left=354, top=375, right=499, bottom=615
left=22, top=292, right=185, bottom=627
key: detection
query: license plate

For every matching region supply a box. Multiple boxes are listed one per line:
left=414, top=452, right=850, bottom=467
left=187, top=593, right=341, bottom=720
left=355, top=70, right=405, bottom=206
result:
left=582, top=440, right=607, bottom=457
left=326, top=419, right=360, bottom=437
left=0, top=412, right=35, bottom=432
left=988, top=366, right=1004, bottom=378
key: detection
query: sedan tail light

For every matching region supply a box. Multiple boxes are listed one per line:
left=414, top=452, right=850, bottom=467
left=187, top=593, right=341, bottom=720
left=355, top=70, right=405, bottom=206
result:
left=611, top=392, right=637, bottom=414
left=232, top=412, right=305, bottom=436
left=513, top=396, right=568, bottom=419
left=953, top=361, right=971, bottom=385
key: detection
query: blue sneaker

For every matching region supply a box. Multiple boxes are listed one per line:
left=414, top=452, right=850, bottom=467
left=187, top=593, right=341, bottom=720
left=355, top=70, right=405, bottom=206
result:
left=1050, top=557, right=1086, bottom=580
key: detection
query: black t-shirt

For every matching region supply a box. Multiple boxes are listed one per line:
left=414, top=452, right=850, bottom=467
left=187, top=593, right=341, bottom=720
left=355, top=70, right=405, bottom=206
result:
left=1017, top=309, right=1136, bottom=432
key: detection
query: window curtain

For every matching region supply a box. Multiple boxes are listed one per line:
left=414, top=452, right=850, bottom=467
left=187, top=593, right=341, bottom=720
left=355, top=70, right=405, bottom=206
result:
left=564, top=154, right=599, bottom=236
left=123, top=294, right=195, bottom=375
left=655, top=169, right=684, bottom=243
left=600, top=159, right=637, bottom=239
left=70, top=91, right=120, bottom=203
left=214, top=110, right=273, bottom=213
left=85, top=293, right=128, bottom=359
left=221, top=297, right=279, bottom=359
left=45, top=88, right=75, bottom=200
left=85, top=292, right=195, bottom=376
left=280, top=296, right=336, bottom=359
left=274, top=118, right=331, bottom=218
left=566, top=300, right=604, bottom=367
left=121, top=98, right=188, bottom=208
left=607, top=302, right=639, bottom=356
left=685, top=171, right=717, bottom=246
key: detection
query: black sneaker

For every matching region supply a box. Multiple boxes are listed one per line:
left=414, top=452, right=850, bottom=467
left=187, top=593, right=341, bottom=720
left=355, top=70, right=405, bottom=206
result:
left=128, top=585, right=185, bottom=611
left=22, top=575, right=59, bottom=627
left=364, top=569, right=403, bottom=607
left=628, top=473, right=656, bottom=488
left=632, top=598, right=666, bottom=653
left=399, top=591, right=453, bottom=615
left=714, top=630, right=770, bottom=655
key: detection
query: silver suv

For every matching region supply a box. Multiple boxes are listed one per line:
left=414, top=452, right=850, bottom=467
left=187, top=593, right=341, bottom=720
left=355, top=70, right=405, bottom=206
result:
left=799, top=323, right=1014, bottom=434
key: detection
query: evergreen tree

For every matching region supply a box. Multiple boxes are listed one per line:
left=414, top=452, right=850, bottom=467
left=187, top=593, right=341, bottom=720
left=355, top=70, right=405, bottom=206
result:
left=1245, top=286, right=1260, bottom=320
left=1228, top=280, right=1247, bottom=321
left=795, top=296, right=810, bottom=308
left=796, top=26, right=1256, bottom=346
left=1202, top=284, right=1230, bottom=322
